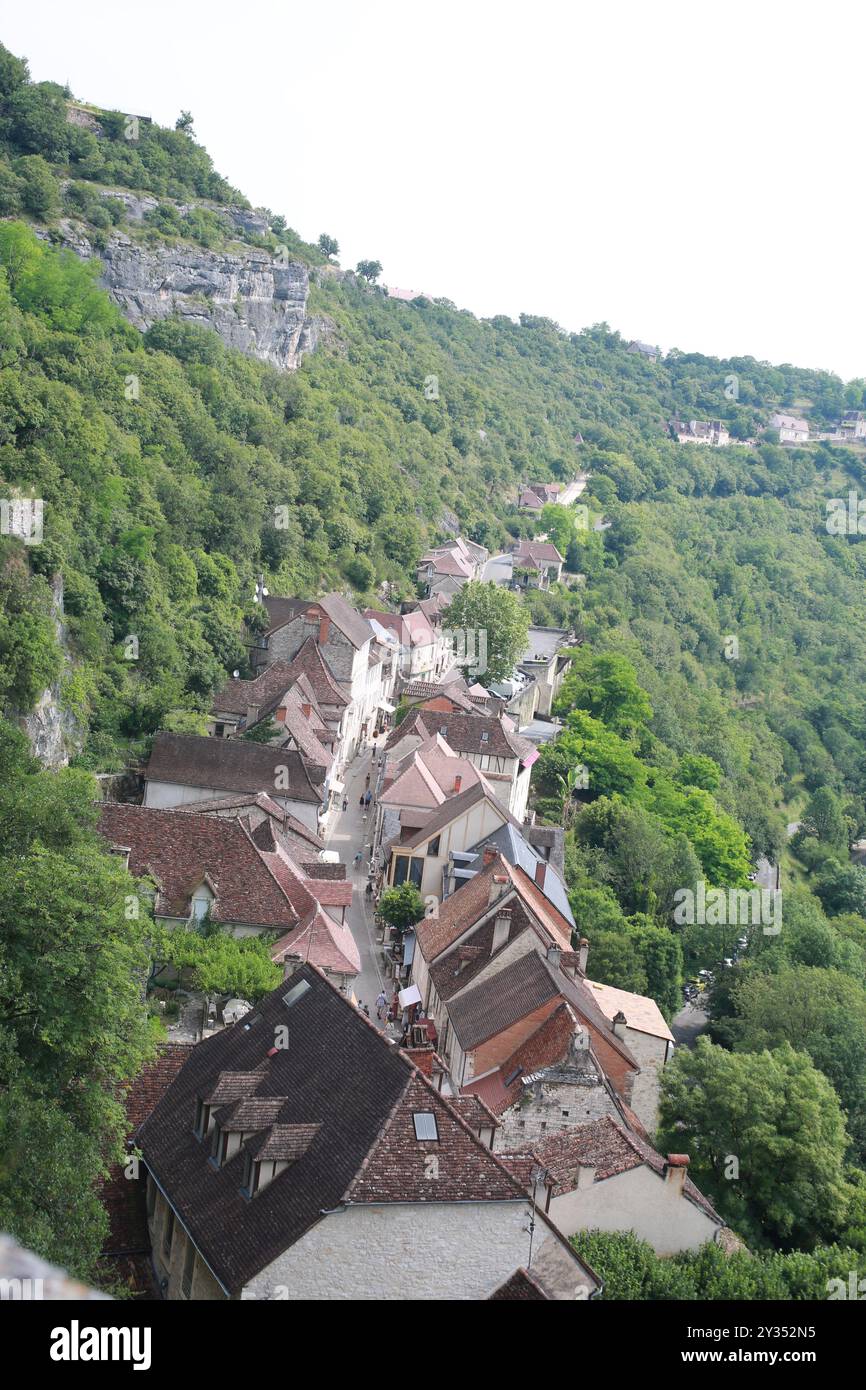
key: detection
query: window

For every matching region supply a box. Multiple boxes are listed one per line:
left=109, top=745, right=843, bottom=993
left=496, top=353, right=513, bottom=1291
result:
left=427, top=836, right=440, bottom=857
left=214, top=723, right=225, bottom=737
left=561, top=1109, right=570, bottom=1118
left=241, top=1150, right=257, bottom=1198
left=162, top=1207, right=175, bottom=1258
left=181, top=1238, right=196, bottom=1298
left=480, top=730, right=489, bottom=744
left=413, top=1112, right=439, bottom=1141
left=393, top=855, right=423, bottom=888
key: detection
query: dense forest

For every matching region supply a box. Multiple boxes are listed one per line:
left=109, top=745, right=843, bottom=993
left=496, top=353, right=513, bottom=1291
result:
left=3, top=39, right=866, bottom=1286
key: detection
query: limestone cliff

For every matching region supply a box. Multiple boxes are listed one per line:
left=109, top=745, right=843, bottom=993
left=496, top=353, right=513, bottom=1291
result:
left=56, top=194, right=331, bottom=372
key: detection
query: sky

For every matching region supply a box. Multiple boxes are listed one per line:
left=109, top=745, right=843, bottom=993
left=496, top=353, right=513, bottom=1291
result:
left=4, top=0, right=864, bottom=379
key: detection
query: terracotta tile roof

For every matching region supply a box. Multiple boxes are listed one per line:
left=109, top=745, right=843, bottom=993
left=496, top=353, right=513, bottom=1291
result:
left=532, top=1116, right=721, bottom=1222
left=417, top=855, right=571, bottom=972
left=584, top=979, right=674, bottom=1042
left=211, top=662, right=297, bottom=717
left=344, top=1074, right=524, bottom=1205
left=415, top=854, right=510, bottom=960
left=276, top=692, right=333, bottom=768
left=447, top=1093, right=500, bottom=1131
left=513, top=540, right=564, bottom=569
left=363, top=608, right=435, bottom=649
left=448, top=951, right=561, bottom=1051
left=489, top=1267, right=551, bottom=1300
left=137, top=966, right=528, bottom=1294
left=461, top=1002, right=582, bottom=1115
left=97, top=804, right=299, bottom=931
left=278, top=637, right=349, bottom=708
left=270, top=909, right=361, bottom=977
left=145, top=732, right=325, bottom=803
left=177, top=794, right=328, bottom=862
left=386, top=707, right=534, bottom=762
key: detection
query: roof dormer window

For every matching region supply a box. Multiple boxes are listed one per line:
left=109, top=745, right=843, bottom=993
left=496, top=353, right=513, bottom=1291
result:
left=413, top=1112, right=438, bottom=1141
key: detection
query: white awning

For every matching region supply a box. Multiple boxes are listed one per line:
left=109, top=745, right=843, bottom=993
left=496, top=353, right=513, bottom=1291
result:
left=329, top=780, right=345, bottom=795
left=398, top=983, right=422, bottom=1008
left=378, top=701, right=396, bottom=714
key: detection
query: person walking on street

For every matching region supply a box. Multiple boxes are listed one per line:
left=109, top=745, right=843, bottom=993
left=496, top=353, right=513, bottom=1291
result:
left=353, top=850, right=363, bottom=868
left=342, top=796, right=348, bottom=812
left=376, top=989, right=387, bottom=1020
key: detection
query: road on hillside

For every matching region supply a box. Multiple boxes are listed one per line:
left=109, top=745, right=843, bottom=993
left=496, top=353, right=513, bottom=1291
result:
left=482, top=552, right=512, bottom=585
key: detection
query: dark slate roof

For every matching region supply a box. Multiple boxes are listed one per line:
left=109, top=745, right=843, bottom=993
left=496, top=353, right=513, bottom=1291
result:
left=463, top=823, right=574, bottom=927
left=136, top=966, right=526, bottom=1295
left=448, top=951, right=561, bottom=1050
left=263, top=593, right=372, bottom=650
left=211, top=662, right=298, bottom=717
left=145, top=732, right=325, bottom=803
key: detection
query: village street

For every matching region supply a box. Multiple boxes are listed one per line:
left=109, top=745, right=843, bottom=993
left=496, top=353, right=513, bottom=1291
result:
left=324, top=736, right=400, bottom=1034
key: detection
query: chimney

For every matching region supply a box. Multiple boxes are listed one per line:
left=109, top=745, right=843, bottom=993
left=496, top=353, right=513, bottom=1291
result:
left=453, top=774, right=462, bottom=794
left=491, top=907, right=512, bottom=952
left=534, top=860, right=547, bottom=890
left=664, top=1154, right=689, bottom=1195
left=481, top=842, right=497, bottom=866
left=318, top=615, right=331, bottom=645
left=578, top=937, right=589, bottom=973
left=546, top=944, right=562, bottom=971
left=612, top=1010, right=628, bottom=1039
left=275, top=706, right=287, bottom=724
left=488, top=873, right=508, bottom=906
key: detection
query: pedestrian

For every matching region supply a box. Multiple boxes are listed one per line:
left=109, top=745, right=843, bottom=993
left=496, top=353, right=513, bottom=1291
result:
left=364, top=789, right=371, bottom=806
left=342, top=796, right=348, bottom=812
left=365, top=774, right=370, bottom=790
left=353, top=850, right=363, bottom=867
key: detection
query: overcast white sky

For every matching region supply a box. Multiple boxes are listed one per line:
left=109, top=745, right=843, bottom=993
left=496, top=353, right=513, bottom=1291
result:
left=5, top=1, right=864, bottom=379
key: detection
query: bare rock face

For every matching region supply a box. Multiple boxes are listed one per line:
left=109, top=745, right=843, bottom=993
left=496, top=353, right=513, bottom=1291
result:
left=15, top=575, right=84, bottom=769
left=55, top=209, right=330, bottom=372
left=98, top=237, right=319, bottom=371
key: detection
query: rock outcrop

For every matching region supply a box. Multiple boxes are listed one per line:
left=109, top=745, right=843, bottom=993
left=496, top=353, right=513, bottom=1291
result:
left=15, top=574, right=84, bottom=768
left=54, top=196, right=330, bottom=372
left=97, top=236, right=322, bottom=371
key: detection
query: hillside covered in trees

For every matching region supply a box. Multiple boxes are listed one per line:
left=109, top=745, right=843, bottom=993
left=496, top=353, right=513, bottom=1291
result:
left=3, top=38, right=866, bottom=1283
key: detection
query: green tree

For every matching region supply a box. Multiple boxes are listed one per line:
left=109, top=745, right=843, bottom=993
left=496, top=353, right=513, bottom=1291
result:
left=378, top=883, right=425, bottom=933
left=317, top=233, right=339, bottom=259
left=801, top=787, right=849, bottom=852
left=658, top=1038, right=852, bottom=1248
left=14, top=153, right=59, bottom=218
left=355, top=259, right=382, bottom=281
left=555, top=649, right=653, bottom=735
left=444, top=580, right=530, bottom=684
